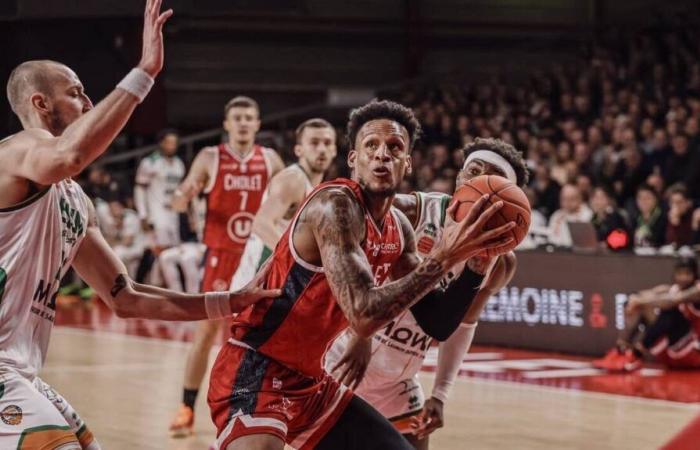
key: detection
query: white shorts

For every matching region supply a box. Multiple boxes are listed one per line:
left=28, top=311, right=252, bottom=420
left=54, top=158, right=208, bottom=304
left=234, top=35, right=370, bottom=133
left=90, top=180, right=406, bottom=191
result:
left=324, top=334, right=426, bottom=434
left=230, top=234, right=271, bottom=290
left=152, top=219, right=180, bottom=248
left=0, top=369, right=98, bottom=449
left=353, top=375, right=425, bottom=434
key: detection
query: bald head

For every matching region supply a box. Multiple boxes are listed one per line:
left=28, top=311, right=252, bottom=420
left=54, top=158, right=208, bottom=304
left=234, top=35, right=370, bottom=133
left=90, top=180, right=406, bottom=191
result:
left=7, top=60, right=70, bottom=121
left=560, top=184, right=583, bottom=214
left=6, top=60, right=90, bottom=135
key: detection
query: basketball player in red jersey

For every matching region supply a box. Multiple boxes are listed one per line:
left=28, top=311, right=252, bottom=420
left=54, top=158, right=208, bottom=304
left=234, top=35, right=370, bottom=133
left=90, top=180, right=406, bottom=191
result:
left=170, top=96, right=284, bottom=436
left=207, top=100, right=517, bottom=450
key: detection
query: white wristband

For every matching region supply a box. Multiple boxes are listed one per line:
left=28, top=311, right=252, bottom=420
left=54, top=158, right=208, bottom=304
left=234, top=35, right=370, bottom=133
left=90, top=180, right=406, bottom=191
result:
left=116, top=68, right=154, bottom=103
left=205, top=292, right=232, bottom=320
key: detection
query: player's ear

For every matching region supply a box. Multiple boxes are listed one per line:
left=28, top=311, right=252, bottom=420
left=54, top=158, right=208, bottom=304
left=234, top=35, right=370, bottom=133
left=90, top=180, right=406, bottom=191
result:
left=347, top=149, right=357, bottom=169
left=405, top=154, right=413, bottom=176
left=294, top=144, right=303, bottom=158
left=30, top=93, right=50, bottom=115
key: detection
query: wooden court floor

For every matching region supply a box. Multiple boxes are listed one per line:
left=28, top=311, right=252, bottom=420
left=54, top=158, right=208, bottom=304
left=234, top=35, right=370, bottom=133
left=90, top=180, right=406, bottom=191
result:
left=41, top=327, right=699, bottom=449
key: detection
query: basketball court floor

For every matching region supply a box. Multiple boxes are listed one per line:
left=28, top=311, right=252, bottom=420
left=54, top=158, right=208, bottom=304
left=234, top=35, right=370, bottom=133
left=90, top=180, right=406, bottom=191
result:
left=44, top=300, right=700, bottom=449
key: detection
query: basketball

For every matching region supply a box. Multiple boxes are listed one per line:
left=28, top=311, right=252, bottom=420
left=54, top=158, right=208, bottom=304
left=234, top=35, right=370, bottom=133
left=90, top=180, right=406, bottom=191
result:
left=452, top=175, right=531, bottom=257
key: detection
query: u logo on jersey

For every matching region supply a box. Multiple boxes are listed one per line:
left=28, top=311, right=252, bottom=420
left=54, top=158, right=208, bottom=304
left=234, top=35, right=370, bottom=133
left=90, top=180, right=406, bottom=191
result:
left=227, top=212, right=255, bottom=243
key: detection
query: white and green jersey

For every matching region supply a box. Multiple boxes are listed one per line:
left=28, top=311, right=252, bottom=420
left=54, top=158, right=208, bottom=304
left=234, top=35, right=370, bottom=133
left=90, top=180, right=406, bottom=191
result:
left=0, top=179, right=90, bottom=379
left=326, top=191, right=460, bottom=388
left=230, top=164, right=314, bottom=290
left=135, top=151, right=185, bottom=225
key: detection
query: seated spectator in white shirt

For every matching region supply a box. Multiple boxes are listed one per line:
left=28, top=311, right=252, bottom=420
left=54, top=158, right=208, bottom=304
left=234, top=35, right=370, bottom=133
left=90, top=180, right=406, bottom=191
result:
left=97, top=198, right=145, bottom=278
left=548, top=184, right=594, bottom=247
left=517, top=186, right=548, bottom=250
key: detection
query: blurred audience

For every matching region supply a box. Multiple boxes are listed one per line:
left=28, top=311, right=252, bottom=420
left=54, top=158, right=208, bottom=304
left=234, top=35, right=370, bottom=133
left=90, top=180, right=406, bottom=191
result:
left=548, top=184, right=594, bottom=247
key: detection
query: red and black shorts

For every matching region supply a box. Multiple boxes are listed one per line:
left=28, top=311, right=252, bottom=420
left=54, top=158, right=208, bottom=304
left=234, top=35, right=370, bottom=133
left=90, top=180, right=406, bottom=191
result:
left=208, top=342, right=353, bottom=450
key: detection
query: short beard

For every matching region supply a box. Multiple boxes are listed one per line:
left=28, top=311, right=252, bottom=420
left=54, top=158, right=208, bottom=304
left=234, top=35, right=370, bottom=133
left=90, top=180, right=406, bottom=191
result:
left=357, top=176, right=397, bottom=199
left=49, top=113, right=69, bottom=136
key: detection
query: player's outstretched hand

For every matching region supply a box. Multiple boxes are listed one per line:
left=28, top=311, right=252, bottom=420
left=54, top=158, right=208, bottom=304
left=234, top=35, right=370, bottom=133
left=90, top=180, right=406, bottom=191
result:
left=228, top=258, right=281, bottom=313
left=138, top=0, right=173, bottom=77
left=414, top=397, right=445, bottom=440
left=330, top=334, right=372, bottom=390
left=432, top=194, right=515, bottom=269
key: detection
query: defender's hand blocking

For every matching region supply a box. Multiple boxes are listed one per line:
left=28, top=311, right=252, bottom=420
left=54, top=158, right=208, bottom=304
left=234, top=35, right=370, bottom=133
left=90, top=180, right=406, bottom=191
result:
left=431, top=194, right=516, bottom=269
left=138, top=0, right=173, bottom=77
left=228, top=257, right=281, bottom=313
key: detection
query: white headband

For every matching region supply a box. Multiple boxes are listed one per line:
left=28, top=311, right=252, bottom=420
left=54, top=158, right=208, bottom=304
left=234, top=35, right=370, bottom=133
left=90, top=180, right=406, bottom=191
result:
left=464, top=150, right=517, bottom=184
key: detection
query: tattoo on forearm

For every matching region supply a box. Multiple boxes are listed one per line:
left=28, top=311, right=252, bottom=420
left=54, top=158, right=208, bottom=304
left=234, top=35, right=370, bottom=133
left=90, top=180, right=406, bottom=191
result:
left=110, top=274, right=128, bottom=298
left=359, top=257, right=445, bottom=321
left=312, top=189, right=447, bottom=327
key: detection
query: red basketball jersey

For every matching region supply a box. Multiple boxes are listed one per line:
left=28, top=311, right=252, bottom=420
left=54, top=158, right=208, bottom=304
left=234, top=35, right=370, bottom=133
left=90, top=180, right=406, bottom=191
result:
left=230, top=178, right=405, bottom=377
left=203, top=144, right=271, bottom=253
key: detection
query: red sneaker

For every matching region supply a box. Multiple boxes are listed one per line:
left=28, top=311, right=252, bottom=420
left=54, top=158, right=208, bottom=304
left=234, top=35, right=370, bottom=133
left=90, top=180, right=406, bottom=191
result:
left=620, top=350, right=643, bottom=372
left=592, top=348, right=624, bottom=370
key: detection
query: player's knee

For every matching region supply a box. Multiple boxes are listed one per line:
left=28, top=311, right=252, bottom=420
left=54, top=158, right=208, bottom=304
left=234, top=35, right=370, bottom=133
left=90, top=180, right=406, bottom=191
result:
left=16, top=426, right=81, bottom=450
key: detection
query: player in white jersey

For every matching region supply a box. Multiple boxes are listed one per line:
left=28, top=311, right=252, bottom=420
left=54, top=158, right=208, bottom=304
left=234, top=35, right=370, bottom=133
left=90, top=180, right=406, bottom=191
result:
left=230, top=118, right=337, bottom=290
left=0, top=2, right=276, bottom=448
left=325, top=138, right=528, bottom=449
left=134, top=128, right=185, bottom=247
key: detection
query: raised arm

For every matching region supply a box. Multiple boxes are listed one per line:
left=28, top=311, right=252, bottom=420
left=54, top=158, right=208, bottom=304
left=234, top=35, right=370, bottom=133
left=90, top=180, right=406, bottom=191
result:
left=309, top=189, right=514, bottom=337
left=73, top=201, right=278, bottom=321
left=4, top=0, right=171, bottom=185
left=171, top=147, right=214, bottom=212
left=251, top=168, right=306, bottom=249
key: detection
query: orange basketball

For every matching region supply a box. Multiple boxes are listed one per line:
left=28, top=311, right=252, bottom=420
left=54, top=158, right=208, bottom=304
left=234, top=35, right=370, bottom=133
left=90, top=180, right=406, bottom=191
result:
left=452, top=175, right=531, bottom=257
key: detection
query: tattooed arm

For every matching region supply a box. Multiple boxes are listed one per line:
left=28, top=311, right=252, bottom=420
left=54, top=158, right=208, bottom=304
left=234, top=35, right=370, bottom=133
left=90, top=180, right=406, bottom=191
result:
left=72, top=200, right=278, bottom=320
left=304, top=189, right=514, bottom=337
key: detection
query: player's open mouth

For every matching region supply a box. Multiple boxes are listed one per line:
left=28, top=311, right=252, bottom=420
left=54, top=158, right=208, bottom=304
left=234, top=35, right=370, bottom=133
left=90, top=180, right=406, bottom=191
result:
left=372, top=167, right=390, bottom=177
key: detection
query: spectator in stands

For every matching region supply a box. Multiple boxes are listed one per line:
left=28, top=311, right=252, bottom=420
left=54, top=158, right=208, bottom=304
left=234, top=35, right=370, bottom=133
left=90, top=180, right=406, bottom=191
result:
left=631, top=184, right=667, bottom=250
left=532, top=165, right=561, bottom=219
left=575, top=173, right=593, bottom=202
left=428, top=176, right=453, bottom=195
left=517, top=186, right=548, bottom=250
left=664, top=134, right=693, bottom=187
left=611, top=146, right=651, bottom=207
left=547, top=184, right=593, bottom=247
left=97, top=197, right=144, bottom=278
left=665, top=184, right=698, bottom=248
left=82, top=166, right=121, bottom=202
left=590, top=186, right=630, bottom=250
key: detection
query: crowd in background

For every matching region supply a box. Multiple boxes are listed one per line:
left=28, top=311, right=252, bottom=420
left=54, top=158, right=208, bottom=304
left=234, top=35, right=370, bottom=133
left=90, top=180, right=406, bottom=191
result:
left=82, top=25, right=700, bottom=259
left=389, top=25, right=700, bottom=254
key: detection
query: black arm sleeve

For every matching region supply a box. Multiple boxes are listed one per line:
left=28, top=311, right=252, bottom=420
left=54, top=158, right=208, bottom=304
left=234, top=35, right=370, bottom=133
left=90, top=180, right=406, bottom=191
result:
left=409, top=267, right=484, bottom=341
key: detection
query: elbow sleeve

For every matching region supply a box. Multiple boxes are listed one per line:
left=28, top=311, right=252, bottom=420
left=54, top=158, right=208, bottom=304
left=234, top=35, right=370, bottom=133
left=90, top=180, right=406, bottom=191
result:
left=410, top=267, right=484, bottom=341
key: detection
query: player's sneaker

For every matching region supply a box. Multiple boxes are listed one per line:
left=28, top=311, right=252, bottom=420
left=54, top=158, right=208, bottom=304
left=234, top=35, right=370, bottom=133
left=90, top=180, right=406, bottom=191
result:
left=592, top=348, right=624, bottom=370
left=169, top=404, right=194, bottom=438
left=620, top=350, right=643, bottom=372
